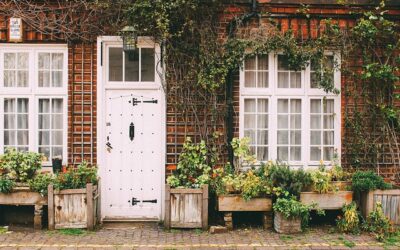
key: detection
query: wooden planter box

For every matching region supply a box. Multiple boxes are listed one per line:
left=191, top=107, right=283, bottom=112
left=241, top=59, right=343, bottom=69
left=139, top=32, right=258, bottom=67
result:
left=217, top=194, right=273, bottom=230
left=0, top=186, right=47, bottom=230
left=300, top=191, right=353, bottom=210
left=164, top=184, right=208, bottom=230
left=48, top=183, right=99, bottom=230
left=359, top=189, right=400, bottom=225
left=274, top=211, right=302, bottom=234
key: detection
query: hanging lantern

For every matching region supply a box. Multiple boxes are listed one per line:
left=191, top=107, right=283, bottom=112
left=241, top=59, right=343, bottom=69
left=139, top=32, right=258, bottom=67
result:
left=120, top=26, right=137, bottom=52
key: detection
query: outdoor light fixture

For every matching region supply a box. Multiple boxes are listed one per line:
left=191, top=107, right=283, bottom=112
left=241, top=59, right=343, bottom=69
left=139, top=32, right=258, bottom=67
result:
left=120, top=26, right=137, bottom=53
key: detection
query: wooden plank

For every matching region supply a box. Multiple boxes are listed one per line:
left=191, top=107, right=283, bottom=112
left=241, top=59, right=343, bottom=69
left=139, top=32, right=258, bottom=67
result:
left=218, top=195, right=272, bottom=212
left=86, top=183, right=94, bottom=230
left=48, top=184, right=55, bottom=230
left=202, top=185, right=209, bottom=230
left=170, top=189, right=204, bottom=194
left=164, top=185, right=171, bottom=229
left=54, top=188, right=86, bottom=195
left=300, top=191, right=353, bottom=210
left=0, top=190, right=47, bottom=205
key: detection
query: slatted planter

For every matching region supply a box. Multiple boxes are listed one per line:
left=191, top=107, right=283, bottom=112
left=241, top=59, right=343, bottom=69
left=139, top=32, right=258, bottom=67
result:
left=217, top=194, right=273, bottom=230
left=359, top=189, right=400, bottom=225
left=300, top=191, right=353, bottom=210
left=165, top=184, right=208, bottom=230
left=274, top=212, right=302, bottom=234
left=48, top=183, right=99, bottom=230
left=0, top=186, right=47, bottom=230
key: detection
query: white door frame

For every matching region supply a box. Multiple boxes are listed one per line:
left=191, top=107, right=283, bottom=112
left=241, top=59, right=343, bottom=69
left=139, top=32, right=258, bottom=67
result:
left=96, top=36, right=166, bottom=221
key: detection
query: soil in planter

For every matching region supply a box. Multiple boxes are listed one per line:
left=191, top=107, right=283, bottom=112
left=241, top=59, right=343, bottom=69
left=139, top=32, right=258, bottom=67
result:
left=0, top=205, right=48, bottom=230
left=309, top=210, right=341, bottom=227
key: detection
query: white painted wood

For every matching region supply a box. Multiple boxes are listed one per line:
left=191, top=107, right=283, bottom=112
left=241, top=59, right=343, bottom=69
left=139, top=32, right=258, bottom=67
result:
left=97, top=37, right=165, bottom=220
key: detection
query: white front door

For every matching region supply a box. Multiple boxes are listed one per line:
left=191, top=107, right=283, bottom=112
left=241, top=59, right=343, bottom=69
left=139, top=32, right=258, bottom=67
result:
left=103, top=89, right=163, bottom=219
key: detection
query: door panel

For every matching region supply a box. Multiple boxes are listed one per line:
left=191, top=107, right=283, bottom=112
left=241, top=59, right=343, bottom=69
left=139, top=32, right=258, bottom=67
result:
left=103, top=89, right=162, bottom=219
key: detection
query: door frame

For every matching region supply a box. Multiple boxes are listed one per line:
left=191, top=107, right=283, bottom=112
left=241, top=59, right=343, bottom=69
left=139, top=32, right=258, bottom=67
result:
left=96, top=36, right=166, bottom=221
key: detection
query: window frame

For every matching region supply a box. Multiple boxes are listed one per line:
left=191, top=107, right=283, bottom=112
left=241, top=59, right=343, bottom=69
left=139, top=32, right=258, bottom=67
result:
left=0, top=44, right=68, bottom=166
left=240, top=52, right=341, bottom=168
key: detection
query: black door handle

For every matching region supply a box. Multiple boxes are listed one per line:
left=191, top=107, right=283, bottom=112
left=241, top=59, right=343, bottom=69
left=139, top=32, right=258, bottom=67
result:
left=129, top=122, right=135, bottom=141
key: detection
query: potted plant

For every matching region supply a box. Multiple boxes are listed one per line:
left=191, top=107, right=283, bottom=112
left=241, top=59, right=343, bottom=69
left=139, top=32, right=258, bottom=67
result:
left=165, top=137, right=211, bottom=230
left=47, top=161, right=99, bottom=230
left=352, top=171, right=400, bottom=224
left=273, top=197, right=321, bottom=234
left=51, top=156, right=62, bottom=173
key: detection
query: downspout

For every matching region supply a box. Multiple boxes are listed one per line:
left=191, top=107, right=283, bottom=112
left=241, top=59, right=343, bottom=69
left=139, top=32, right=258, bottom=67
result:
left=226, top=0, right=259, bottom=166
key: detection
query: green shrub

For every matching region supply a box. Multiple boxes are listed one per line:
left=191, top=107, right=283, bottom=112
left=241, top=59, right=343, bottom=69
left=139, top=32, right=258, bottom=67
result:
left=336, top=202, right=360, bottom=234
left=29, top=173, right=56, bottom=196
left=362, top=202, right=395, bottom=241
left=0, top=149, right=43, bottom=182
left=310, top=170, right=331, bottom=193
left=0, top=177, right=15, bottom=193
left=55, top=161, right=97, bottom=190
left=352, top=171, right=392, bottom=194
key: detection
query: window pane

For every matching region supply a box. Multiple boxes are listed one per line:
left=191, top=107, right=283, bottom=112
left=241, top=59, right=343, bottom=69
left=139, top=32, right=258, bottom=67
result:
left=244, top=56, right=256, bottom=70
left=4, top=114, right=15, bottom=129
left=257, top=71, right=268, bottom=88
left=323, top=115, right=334, bottom=129
left=310, top=147, right=321, bottom=161
left=257, top=99, right=268, bottom=113
left=277, top=131, right=288, bottom=144
left=52, top=53, right=63, bottom=70
left=18, top=99, right=28, bottom=113
left=53, top=147, right=63, bottom=159
left=109, top=48, right=123, bottom=81
left=39, top=53, right=50, bottom=69
left=324, top=100, right=334, bottom=113
left=258, top=130, right=268, bottom=145
left=4, top=53, right=16, bottom=69
left=4, top=99, right=15, bottom=112
left=278, top=99, right=288, bottom=113
left=244, top=130, right=255, bottom=143
left=257, top=146, right=268, bottom=161
left=39, top=147, right=50, bottom=159
left=310, top=115, right=321, bottom=129
left=17, top=70, right=28, bottom=87
left=39, top=99, right=50, bottom=113
left=323, top=147, right=334, bottom=161
left=52, top=131, right=63, bottom=145
left=245, top=71, right=256, bottom=87
left=278, top=55, right=289, bottom=70
left=39, top=114, right=50, bottom=129
left=290, top=147, right=301, bottom=161
left=323, top=131, right=334, bottom=145
left=311, top=72, right=319, bottom=88
left=18, top=53, right=28, bottom=69
left=141, top=48, right=155, bottom=82
left=244, top=114, right=256, bottom=129
left=277, top=115, right=288, bottom=129
left=290, top=72, right=301, bottom=88
left=278, top=72, right=289, bottom=88
left=290, top=131, right=301, bottom=145
left=17, top=131, right=28, bottom=145
left=39, top=71, right=50, bottom=87
left=4, top=131, right=15, bottom=145
left=290, top=115, right=301, bottom=129
left=310, top=131, right=321, bottom=145
left=310, top=100, right=321, bottom=113
left=257, top=114, right=268, bottom=129
left=17, top=114, right=28, bottom=129
left=244, top=99, right=256, bottom=112
left=125, top=50, right=139, bottom=81
left=52, top=99, right=63, bottom=113
left=52, top=115, right=63, bottom=129
left=291, top=99, right=301, bottom=113
left=39, top=131, right=50, bottom=145
left=277, top=147, right=288, bottom=161
left=258, top=55, right=268, bottom=70
left=52, top=71, right=63, bottom=87
left=4, top=71, right=15, bottom=87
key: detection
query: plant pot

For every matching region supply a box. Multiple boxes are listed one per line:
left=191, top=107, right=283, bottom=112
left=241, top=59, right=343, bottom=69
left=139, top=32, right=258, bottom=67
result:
left=274, top=212, right=302, bottom=234
left=52, top=158, right=62, bottom=173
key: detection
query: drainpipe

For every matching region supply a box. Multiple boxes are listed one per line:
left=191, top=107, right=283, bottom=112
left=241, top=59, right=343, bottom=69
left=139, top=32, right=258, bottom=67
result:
left=226, top=0, right=259, bottom=166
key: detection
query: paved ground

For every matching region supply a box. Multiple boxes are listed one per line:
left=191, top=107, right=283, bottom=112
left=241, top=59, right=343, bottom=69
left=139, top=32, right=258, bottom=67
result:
left=0, top=223, right=399, bottom=249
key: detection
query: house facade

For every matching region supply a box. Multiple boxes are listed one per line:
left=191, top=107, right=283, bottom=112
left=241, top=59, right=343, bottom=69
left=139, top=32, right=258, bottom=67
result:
left=0, top=0, right=399, bottom=221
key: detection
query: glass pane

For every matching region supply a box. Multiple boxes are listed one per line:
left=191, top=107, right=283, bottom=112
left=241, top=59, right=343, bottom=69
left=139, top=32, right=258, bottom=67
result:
left=290, top=147, right=301, bottom=161
left=17, top=114, right=28, bottom=129
left=324, top=100, right=334, bottom=113
left=323, top=115, right=334, bottom=129
left=310, top=100, right=321, bottom=113
left=291, top=99, right=301, bottom=113
left=109, top=48, right=123, bottom=81
left=4, top=131, right=15, bottom=145
left=326, top=55, right=334, bottom=69
left=4, top=53, right=15, bottom=69
left=39, top=131, right=50, bottom=145
left=290, top=115, right=301, bottom=129
left=141, top=48, right=155, bottom=82
left=323, top=147, right=334, bottom=161
left=17, top=70, right=28, bottom=87
left=4, top=99, right=15, bottom=112
left=125, top=50, right=139, bottom=81
left=311, top=72, right=319, bottom=88
left=53, top=147, right=63, bottom=159
left=310, top=131, right=321, bottom=145
left=278, top=55, right=289, bottom=70
left=39, top=114, right=50, bottom=129
left=52, top=114, right=63, bottom=129
left=257, top=99, right=268, bottom=113
left=244, top=130, right=255, bottom=144
left=39, top=53, right=50, bottom=70
left=310, top=147, right=321, bottom=161
left=18, top=53, right=28, bottom=69
left=258, top=55, right=268, bottom=70
left=52, top=99, right=63, bottom=113
left=278, top=72, right=288, bottom=88
left=52, top=131, right=63, bottom=145
left=18, top=99, right=28, bottom=113
left=290, top=131, right=301, bottom=145
left=4, top=70, right=15, bottom=87
left=52, top=53, right=63, bottom=70
left=244, top=71, right=256, bottom=87
left=277, top=115, right=288, bottom=129
left=18, top=147, right=28, bottom=152
left=39, top=99, right=50, bottom=113
left=39, top=71, right=50, bottom=87
left=51, top=71, right=63, bottom=87
left=244, top=114, right=255, bottom=129
left=290, top=72, right=301, bottom=88
left=257, top=146, right=268, bottom=161
left=244, top=56, right=256, bottom=70
left=244, top=99, right=256, bottom=112
left=258, top=130, right=268, bottom=145
left=278, top=99, right=288, bottom=113
left=310, top=115, right=321, bottom=129
left=277, top=131, right=288, bottom=144
left=17, top=131, right=28, bottom=145
left=4, top=114, right=15, bottom=129
left=257, top=114, right=268, bottom=129
left=39, top=147, right=50, bottom=159
left=257, top=71, right=268, bottom=88
left=277, top=147, right=288, bottom=161
left=323, top=131, right=334, bottom=145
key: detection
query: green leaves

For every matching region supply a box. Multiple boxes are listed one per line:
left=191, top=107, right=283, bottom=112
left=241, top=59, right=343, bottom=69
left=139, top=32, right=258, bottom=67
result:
left=273, top=197, right=318, bottom=228
left=0, top=149, right=43, bottom=183
left=0, top=177, right=15, bottom=194
left=351, top=171, right=392, bottom=194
